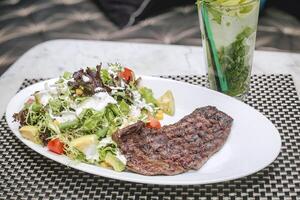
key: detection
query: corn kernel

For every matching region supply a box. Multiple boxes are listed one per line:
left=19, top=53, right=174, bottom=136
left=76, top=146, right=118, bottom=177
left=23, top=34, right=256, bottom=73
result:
left=75, top=88, right=83, bottom=95
left=155, top=110, right=164, bottom=120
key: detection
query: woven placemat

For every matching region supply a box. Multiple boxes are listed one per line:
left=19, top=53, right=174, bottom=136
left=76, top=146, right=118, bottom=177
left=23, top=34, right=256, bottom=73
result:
left=1, top=75, right=300, bottom=199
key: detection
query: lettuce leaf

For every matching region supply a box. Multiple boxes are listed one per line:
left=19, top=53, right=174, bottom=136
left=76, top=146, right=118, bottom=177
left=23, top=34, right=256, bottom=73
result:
left=99, top=143, right=117, bottom=161
left=138, top=87, right=158, bottom=106
left=119, top=100, right=130, bottom=115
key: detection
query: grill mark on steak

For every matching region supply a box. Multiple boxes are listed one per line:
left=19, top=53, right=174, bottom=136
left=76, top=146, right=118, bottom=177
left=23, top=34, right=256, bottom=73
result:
left=112, top=106, right=233, bottom=176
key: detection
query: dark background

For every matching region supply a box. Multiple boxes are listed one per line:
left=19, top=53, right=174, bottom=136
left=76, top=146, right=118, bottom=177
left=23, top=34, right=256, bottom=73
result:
left=0, top=0, right=299, bottom=76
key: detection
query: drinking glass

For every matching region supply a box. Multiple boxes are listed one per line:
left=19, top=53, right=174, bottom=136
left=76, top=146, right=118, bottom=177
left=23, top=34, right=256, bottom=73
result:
left=197, top=0, right=260, bottom=99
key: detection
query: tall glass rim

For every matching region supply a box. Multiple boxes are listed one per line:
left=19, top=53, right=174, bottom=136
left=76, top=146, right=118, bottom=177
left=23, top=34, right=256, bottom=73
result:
left=198, top=0, right=259, bottom=9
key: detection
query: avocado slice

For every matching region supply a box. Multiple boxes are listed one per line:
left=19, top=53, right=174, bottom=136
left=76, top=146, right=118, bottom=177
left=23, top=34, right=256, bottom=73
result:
left=19, top=125, right=41, bottom=144
left=157, top=90, right=175, bottom=116
left=104, top=152, right=125, bottom=172
left=70, top=134, right=98, bottom=152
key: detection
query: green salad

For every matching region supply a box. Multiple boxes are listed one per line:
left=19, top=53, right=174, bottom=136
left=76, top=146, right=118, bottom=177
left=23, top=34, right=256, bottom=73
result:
left=13, top=63, right=175, bottom=172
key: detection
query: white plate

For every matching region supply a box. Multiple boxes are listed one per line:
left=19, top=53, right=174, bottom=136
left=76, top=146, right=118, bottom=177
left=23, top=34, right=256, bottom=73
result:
left=5, top=76, right=281, bottom=185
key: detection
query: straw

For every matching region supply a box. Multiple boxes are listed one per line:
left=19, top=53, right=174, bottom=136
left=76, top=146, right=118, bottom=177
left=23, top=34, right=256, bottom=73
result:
left=200, top=3, right=228, bottom=92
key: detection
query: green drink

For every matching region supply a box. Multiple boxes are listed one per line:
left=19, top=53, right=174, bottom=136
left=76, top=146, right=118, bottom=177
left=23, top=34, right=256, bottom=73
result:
left=197, top=0, right=260, bottom=99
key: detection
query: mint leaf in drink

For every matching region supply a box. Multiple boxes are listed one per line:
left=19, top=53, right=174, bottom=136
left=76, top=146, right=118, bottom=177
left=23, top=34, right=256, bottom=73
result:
left=236, top=26, right=254, bottom=40
left=218, top=26, right=254, bottom=96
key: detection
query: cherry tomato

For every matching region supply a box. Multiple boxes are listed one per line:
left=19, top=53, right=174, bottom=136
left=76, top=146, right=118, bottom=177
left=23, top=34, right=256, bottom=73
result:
left=146, top=117, right=161, bottom=129
left=47, top=138, right=64, bottom=154
left=119, top=67, right=134, bottom=82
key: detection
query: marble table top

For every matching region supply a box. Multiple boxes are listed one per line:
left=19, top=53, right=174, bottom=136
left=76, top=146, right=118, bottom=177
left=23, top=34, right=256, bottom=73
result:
left=1, top=39, right=300, bottom=117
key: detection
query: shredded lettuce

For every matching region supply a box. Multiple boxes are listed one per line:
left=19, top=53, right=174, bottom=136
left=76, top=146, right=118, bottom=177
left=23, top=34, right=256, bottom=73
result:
left=95, top=127, right=109, bottom=138
left=59, top=119, right=79, bottom=131
left=63, top=71, right=72, bottom=80
left=82, top=110, right=105, bottom=131
left=48, top=98, right=70, bottom=115
left=99, top=143, right=116, bottom=161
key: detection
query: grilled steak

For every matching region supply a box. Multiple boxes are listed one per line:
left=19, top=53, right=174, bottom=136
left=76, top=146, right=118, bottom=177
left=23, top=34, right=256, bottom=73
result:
left=112, top=106, right=233, bottom=176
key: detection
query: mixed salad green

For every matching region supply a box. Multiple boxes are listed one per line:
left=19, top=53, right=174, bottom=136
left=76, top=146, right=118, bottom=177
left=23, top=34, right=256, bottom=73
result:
left=13, top=64, right=175, bottom=172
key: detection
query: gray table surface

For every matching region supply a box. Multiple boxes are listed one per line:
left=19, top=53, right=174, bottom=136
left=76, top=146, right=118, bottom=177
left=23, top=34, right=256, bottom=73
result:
left=1, top=39, right=300, bottom=117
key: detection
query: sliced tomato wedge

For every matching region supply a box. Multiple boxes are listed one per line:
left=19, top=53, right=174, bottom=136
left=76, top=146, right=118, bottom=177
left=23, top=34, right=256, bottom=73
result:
left=146, top=117, right=161, bottom=129
left=119, top=67, right=134, bottom=82
left=47, top=138, right=64, bottom=154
